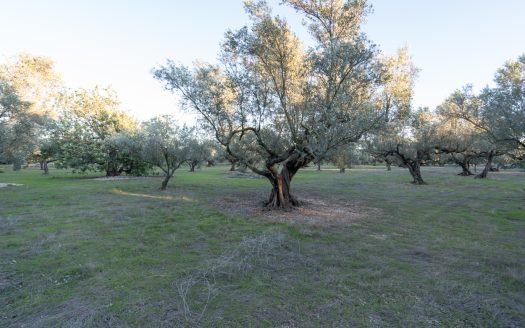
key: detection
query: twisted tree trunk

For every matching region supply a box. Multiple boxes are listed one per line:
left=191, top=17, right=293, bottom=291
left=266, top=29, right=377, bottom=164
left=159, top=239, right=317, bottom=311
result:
left=263, top=149, right=314, bottom=209
left=160, top=175, right=171, bottom=190
left=189, top=161, right=198, bottom=172
left=106, top=167, right=121, bottom=177
left=389, top=148, right=427, bottom=184
left=457, top=160, right=473, bottom=176
left=406, top=160, right=426, bottom=185
left=160, top=169, right=176, bottom=190
left=226, top=154, right=237, bottom=171
left=12, top=162, right=22, bottom=171
left=265, top=165, right=301, bottom=208
left=385, top=159, right=393, bottom=171
left=475, top=151, right=494, bottom=179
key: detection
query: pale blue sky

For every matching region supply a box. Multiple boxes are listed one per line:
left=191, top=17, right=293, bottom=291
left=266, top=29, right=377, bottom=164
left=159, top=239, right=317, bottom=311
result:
left=1, top=0, right=524, bottom=121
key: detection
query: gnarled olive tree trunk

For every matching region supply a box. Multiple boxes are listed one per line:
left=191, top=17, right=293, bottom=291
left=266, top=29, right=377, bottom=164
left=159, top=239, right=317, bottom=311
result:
left=160, top=174, right=172, bottom=190
left=385, top=158, right=393, bottom=171
left=406, top=160, right=426, bottom=185
left=189, top=160, right=199, bottom=172
left=475, top=150, right=494, bottom=179
left=388, top=149, right=427, bottom=185
left=449, top=153, right=474, bottom=176
left=457, top=160, right=473, bottom=176
left=105, top=148, right=122, bottom=177
left=263, top=149, right=314, bottom=209
left=265, top=164, right=301, bottom=208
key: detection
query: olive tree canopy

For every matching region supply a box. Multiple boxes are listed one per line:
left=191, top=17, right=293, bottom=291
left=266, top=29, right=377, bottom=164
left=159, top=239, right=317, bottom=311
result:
left=0, top=81, right=31, bottom=167
left=141, top=116, right=191, bottom=190
left=53, top=87, right=143, bottom=176
left=154, top=0, right=393, bottom=208
left=438, top=55, right=525, bottom=178
left=0, top=54, right=62, bottom=169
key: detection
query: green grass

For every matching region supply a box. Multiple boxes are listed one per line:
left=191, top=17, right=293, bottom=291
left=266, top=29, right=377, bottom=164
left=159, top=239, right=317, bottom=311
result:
left=1, top=164, right=524, bottom=327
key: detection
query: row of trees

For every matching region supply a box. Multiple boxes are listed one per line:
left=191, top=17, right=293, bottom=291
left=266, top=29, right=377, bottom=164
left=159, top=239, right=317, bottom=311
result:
left=0, top=55, right=222, bottom=189
left=368, top=54, right=525, bottom=184
left=154, top=0, right=524, bottom=207
left=2, top=1, right=523, bottom=208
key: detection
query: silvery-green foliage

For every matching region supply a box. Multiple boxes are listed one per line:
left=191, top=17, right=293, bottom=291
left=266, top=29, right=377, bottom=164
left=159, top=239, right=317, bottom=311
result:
left=154, top=0, right=384, bottom=178
left=140, top=116, right=192, bottom=188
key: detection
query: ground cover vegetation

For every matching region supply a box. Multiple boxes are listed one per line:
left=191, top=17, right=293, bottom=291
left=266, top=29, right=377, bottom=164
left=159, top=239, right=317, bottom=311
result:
left=1, top=0, right=525, bottom=326
left=1, top=165, right=524, bottom=326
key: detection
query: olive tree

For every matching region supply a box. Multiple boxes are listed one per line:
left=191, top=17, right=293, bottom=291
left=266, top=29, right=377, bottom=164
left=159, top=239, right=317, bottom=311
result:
left=365, top=45, right=422, bottom=180
left=482, top=55, right=525, bottom=155
left=154, top=0, right=388, bottom=208
left=330, top=143, right=359, bottom=173
left=186, top=136, right=211, bottom=172
left=440, top=55, right=525, bottom=178
left=204, top=140, right=223, bottom=167
left=368, top=109, right=437, bottom=185
left=0, top=80, right=34, bottom=169
left=436, top=99, right=493, bottom=176
left=438, top=87, right=508, bottom=179
left=141, top=116, right=191, bottom=190
left=54, top=87, right=143, bottom=176
left=0, top=54, right=62, bottom=170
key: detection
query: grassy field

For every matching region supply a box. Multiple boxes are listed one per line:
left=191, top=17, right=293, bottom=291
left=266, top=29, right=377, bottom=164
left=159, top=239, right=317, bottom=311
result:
left=1, top=164, right=524, bottom=327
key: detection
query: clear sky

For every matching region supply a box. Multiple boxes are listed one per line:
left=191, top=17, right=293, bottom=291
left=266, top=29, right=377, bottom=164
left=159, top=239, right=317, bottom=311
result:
left=1, top=0, right=524, bottom=122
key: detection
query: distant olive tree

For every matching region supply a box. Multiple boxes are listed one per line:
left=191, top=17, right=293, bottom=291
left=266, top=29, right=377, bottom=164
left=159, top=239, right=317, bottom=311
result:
left=436, top=99, right=494, bottom=176
left=104, top=132, right=150, bottom=176
left=186, top=136, right=211, bottom=172
left=365, top=45, right=425, bottom=182
left=330, top=143, right=359, bottom=173
left=141, top=116, right=191, bottom=190
left=54, top=87, right=144, bottom=176
left=440, top=55, right=525, bottom=178
left=438, top=87, right=508, bottom=179
left=368, top=109, right=437, bottom=185
left=204, top=140, right=223, bottom=167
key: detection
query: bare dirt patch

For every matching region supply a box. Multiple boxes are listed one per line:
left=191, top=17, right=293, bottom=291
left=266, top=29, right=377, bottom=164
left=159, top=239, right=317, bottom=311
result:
left=211, top=192, right=382, bottom=226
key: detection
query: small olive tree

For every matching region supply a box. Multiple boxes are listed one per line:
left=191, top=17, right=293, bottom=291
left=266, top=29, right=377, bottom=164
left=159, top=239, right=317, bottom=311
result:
left=186, top=136, right=211, bottom=172
left=141, top=116, right=190, bottom=190
left=368, top=109, right=437, bottom=185
left=330, top=143, right=359, bottom=173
